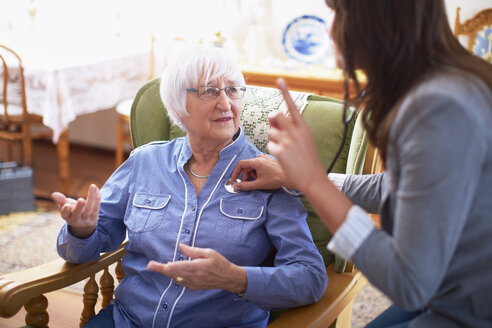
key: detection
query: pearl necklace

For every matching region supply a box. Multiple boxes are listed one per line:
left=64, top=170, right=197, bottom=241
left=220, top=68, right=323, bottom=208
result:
left=187, top=163, right=209, bottom=179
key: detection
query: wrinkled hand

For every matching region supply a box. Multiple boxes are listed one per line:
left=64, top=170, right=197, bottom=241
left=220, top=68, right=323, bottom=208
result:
left=51, top=184, right=100, bottom=239
left=266, top=78, right=327, bottom=193
left=230, top=154, right=293, bottom=191
left=147, top=244, right=247, bottom=294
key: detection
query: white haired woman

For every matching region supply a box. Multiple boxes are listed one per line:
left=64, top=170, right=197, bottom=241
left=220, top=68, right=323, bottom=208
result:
left=51, top=44, right=327, bottom=328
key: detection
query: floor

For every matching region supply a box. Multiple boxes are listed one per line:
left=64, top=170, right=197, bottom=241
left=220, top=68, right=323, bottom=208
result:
left=0, top=139, right=118, bottom=202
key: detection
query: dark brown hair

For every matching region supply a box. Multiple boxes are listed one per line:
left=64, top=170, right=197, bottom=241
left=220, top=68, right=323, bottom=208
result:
left=325, top=0, right=492, bottom=161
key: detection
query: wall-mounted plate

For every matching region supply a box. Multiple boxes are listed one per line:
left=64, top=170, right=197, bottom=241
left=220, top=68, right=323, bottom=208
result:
left=282, top=15, right=332, bottom=64
left=473, top=25, right=492, bottom=64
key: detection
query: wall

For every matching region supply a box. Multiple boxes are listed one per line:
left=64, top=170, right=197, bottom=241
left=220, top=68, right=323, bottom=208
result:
left=69, top=109, right=117, bottom=150
left=69, top=0, right=491, bottom=150
left=446, top=0, right=491, bottom=29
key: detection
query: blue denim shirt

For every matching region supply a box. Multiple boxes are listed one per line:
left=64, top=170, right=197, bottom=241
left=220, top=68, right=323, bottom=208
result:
left=57, top=129, right=327, bottom=328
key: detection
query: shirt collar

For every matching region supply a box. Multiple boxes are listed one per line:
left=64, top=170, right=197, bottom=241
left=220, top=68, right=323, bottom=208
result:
left=181, top=127, right=246, bottom=162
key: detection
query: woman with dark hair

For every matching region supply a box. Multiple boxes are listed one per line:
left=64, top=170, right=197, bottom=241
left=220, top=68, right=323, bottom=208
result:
left=232, top=0, right=492, bottom=327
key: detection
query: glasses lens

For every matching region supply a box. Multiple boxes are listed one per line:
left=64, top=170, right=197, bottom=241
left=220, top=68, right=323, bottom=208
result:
left=225, top=86, right=246, bottom=99
left=198, top=86, right=219, bottom=99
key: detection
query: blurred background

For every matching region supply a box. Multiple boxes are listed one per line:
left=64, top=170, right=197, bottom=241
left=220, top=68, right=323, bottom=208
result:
left=0, top=0, right=488, bottom=150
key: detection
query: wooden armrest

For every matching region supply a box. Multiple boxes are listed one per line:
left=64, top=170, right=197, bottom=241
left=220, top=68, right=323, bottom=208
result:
left=267, top=263, right=367, bottom=328
left=0, top=242, right=127, bottom=319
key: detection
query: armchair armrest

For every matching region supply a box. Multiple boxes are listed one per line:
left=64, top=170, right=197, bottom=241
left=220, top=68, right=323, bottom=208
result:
left=0, top=242, right=127, bottom=327
left=1, top=243, right=365, bottom=328
left=267, top=263, right=367, bottom=328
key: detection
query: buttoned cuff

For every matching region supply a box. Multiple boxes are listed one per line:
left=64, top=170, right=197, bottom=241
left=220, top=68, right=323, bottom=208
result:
left=328, top=173, right=347, bottom=191
left=57, top=224, right=99, bottom=263
left=327, top=205, right=375, bottom=261
left=237, top=266, right=264, bottom=301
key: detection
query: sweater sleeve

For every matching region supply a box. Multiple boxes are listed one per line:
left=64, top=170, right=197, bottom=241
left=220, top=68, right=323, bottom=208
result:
left=341, top=173, right=384, bottom=214
left=353, top=94, right=486, bottom=310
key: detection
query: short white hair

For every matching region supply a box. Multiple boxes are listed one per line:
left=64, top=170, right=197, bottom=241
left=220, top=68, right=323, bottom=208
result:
left=159, top=43, right=245, bottom=129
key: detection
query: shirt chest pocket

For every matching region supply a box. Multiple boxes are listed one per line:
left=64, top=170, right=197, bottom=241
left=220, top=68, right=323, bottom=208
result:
left=125, top=193, right=171, bottom=232
left=216, top=199, right=264, bottom=244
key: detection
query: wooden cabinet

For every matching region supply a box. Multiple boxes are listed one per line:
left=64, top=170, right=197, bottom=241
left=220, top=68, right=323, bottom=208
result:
left=241, top=65, right=365, bottom=99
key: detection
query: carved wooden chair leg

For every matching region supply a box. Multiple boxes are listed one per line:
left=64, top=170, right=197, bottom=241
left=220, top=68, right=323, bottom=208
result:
left=100, top=268, right=114, bottom=309
left=7, top=141, right=14, bottom=162
left=80, top=274, right=99, bottom=328
left=24, top=294, right=48, bottom=328
left=115, top=259, right=125, bottom=283
left=22, top=121, right=33, bottom=166
left=56, top=130, right=71, bottom=195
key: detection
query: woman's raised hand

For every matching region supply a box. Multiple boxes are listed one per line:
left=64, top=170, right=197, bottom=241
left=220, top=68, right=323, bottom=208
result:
left=51, top=184, right=101, bottom=239
left=267, top=78, right=327, bottom=193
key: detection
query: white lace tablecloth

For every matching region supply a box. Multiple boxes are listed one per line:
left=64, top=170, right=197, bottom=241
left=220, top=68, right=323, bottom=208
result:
left=1, top=31, right=149, bottom=143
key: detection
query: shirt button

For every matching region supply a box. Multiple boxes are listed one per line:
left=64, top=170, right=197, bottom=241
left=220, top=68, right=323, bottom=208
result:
left=146, top=199, right=151, bottom=204
left=185, top=229, right=190, bottom=234
left=163, top=303, right=168, bottom=309
left=238, top=208, right=243, bottom=213
left=191, top=207, right=196, bottom=211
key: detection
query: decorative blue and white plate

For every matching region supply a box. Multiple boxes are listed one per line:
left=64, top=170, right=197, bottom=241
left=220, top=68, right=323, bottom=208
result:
left=473, top=25, right=492, bottom=64
left=282, top=15, right=332, bottom=64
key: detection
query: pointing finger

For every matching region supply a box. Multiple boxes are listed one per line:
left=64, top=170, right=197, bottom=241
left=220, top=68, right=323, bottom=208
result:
left=276, top=78, right=302, bottom=124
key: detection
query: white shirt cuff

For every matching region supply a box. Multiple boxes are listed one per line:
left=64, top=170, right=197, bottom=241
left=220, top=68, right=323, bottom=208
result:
left=328, top=173, right=347, bottom=191
left=327, top=205, right=375, bottom=261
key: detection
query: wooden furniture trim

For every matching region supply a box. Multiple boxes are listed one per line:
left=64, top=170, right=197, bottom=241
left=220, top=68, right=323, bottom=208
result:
left=267, top=264, right=367, bottom=328
left=242, top=68, right=367, bottom=99
left=0, top=242, right=127, bottom=319
left=454, top=7, right=492, bottom=51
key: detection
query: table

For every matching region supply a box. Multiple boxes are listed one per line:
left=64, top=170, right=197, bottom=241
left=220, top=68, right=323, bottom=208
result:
left=1, top=30, right=149, bottom=194
left=241, top=63, right=366, bottom=99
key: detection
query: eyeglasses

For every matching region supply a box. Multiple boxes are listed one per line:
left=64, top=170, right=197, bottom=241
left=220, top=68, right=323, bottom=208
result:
left=186, top=86, right=247, bottom=100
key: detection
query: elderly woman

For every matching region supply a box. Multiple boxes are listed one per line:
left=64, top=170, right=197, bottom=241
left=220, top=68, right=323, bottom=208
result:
left=52, top=44, right=327, bottom=328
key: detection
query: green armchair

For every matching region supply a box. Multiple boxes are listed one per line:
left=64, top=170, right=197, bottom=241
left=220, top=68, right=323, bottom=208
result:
left=0, top=78, right=371, bottom=328
left=131, top=78, right=368, bottom=271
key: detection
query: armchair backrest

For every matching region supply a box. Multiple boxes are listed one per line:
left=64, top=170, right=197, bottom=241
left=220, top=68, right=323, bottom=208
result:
left=130, top=78, right=369, bottom=271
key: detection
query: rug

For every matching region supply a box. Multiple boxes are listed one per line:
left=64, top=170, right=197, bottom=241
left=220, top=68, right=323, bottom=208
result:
left=0, top=210, right=63, bottom=274
left=0, top=210, right=391, bottom=327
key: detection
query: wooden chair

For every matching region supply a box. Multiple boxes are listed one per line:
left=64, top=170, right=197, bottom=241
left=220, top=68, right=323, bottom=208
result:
left=0, top=44, right=52, bottom=167
left=0, top=79, right=375, bottom=328
left=0, top=44, right=71, bottom=196
left=454, top=7, right=492, bottom=63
